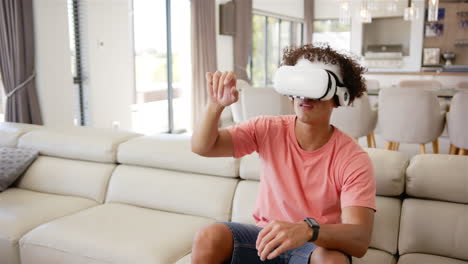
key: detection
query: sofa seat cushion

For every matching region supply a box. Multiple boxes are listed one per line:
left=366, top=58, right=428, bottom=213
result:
left=398, top=253, right=468, bottom=264
left=353, top=248, right=396, bottom=264
left=20, top=203, right=215, bottom=264
left=0, top=188, right=97, bottom=264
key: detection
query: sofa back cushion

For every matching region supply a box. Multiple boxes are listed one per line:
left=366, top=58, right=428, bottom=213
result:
left=365, top=148, right=408, bottom=196
left=399, top=154, right=468, bottom=261
left=117, top=134, right=239, bottom=178
left=399, top=199, right=468, bottom=261
left=231, top=180, right=258, bottom=225
left=239, top=152, right=261, bottom=180
left=18, top=127, right=140, bottom=163
left=371, top=196, right=401, bottom=254
left=406, top=154, right=468, bottom=203
left=17, top=156, right=116, bottom=203
left=106, top=165, right=239, bottom=221
left=0, top=122, right=40, bottom=147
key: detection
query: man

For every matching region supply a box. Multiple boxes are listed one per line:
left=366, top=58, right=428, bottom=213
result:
left=190, top=44, right=376, bottom=264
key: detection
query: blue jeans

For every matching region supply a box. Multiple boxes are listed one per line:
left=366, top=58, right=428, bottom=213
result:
left=219, top=222, right=352, bottom=264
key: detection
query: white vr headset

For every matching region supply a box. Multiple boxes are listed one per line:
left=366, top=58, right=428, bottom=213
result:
left=273, top=59, right=351, bottom=106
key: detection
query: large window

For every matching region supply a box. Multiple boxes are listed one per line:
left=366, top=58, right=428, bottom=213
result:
left=132, top=0, right=191, bottom=134
left=67, top=0, right=86, bottom=126
left=250, top=14, right=303, bottom=87
left=313, top=20, right=351, bottom=52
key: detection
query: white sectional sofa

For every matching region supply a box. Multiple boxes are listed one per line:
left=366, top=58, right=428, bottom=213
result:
left=0, top=121, right=467, bottom=264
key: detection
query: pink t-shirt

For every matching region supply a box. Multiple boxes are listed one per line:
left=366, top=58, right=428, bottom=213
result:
left=227, top=115, right=376, bottom=227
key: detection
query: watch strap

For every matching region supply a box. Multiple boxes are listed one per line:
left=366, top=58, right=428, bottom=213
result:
left=304, top=217, right=320, bottom=242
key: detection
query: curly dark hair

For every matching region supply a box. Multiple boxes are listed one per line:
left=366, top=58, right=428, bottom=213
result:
left=282, top=43, right=366, bottom=104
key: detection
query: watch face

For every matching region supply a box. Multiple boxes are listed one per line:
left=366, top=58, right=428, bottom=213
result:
left=306, top=218, right=319, bottom=227
left=308, top=218, right=319, bottom=226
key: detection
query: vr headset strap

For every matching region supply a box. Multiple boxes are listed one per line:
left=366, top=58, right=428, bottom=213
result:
left=326, top=70, right=345, bottom=87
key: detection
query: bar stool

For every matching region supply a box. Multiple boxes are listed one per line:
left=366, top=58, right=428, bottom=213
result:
left=231, top=80, right=293, bottom=122
left=399, top=79, right=447, bottom=112
left=241, top=87, right=293, bottom=120
left=331, top=93, right=377, bottom=147
left=366, top=79, right=380, bottom=90
left=378, top=88, right=445, bottom=154
left=230, top=79, right=250, bottom=123
left=447, top=91, right=468, bottom=155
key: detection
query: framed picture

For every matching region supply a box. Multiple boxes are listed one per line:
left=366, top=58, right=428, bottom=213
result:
left=438, top=8, right=445, bottom=20
left=423, top=48, right=440, bottom=65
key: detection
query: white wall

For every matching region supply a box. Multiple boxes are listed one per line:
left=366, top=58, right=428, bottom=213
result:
left=33, top=0, right=75, bottom=127
left=33, top=0, right=134, bottom=130
left=82, top=0, right=133, bottom=130
left=216, top=0, right=234, bottom=72
left=254, top=0, right=303, bottom=19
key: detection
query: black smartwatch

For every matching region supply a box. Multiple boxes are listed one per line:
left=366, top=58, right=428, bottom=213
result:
left=304, top=217, right=320, bottom=242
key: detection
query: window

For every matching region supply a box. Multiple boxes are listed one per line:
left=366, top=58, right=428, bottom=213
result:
left=67, top=0, right=88, bottom=126
left=250, top=14, right=303, bottom=87
left=313, top=20, right=351, bottom=52
left=132, top=0, right=191, bottom=134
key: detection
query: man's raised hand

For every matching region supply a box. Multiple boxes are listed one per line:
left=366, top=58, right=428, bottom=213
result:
left=206, top=71, right=238, bottom=107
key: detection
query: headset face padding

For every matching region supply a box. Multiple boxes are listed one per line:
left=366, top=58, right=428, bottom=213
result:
left=273, top=59, right=351, bottom=106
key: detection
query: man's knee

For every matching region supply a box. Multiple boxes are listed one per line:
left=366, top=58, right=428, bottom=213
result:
left=309, top=247, right=350, bottom=264
left=192, top=223, right=233, bottom=262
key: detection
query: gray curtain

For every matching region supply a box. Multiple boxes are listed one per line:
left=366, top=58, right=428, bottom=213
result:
left=304, top=0, right=314, bottom=44
left=233, top=0, right=252, bottom=82
left=0, top=0, right=42, bottom=125
left=191, top=0, right=217, bottom=128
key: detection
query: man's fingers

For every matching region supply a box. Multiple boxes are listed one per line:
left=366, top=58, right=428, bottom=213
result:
left=256, top=224, right=272, bottom=248
left=266, top=241, right=290, bottom=260
left=218, top=72, right=228, bottom=99
left=224, top=71, right=236, bottom=86
left=231, top=87, right=239, bottom=102
left=260, top=236, right=284, bottom=261
left=212, top=71, right=221, bottom=100
left=206, top=72, right=213, bottom=98
left=257, top=228, right=277, bottom=254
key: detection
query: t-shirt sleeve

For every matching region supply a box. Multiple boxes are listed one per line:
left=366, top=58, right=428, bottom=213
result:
left=226, top=117, right=264, bottom=159
left=340, top=152, right=377, bottom=211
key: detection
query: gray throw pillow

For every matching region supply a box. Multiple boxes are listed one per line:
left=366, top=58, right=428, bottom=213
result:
left=0, top=147, right=39, bottom=192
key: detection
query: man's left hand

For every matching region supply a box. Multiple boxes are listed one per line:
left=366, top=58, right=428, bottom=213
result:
left=256, top=220, right=312, bottom=261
